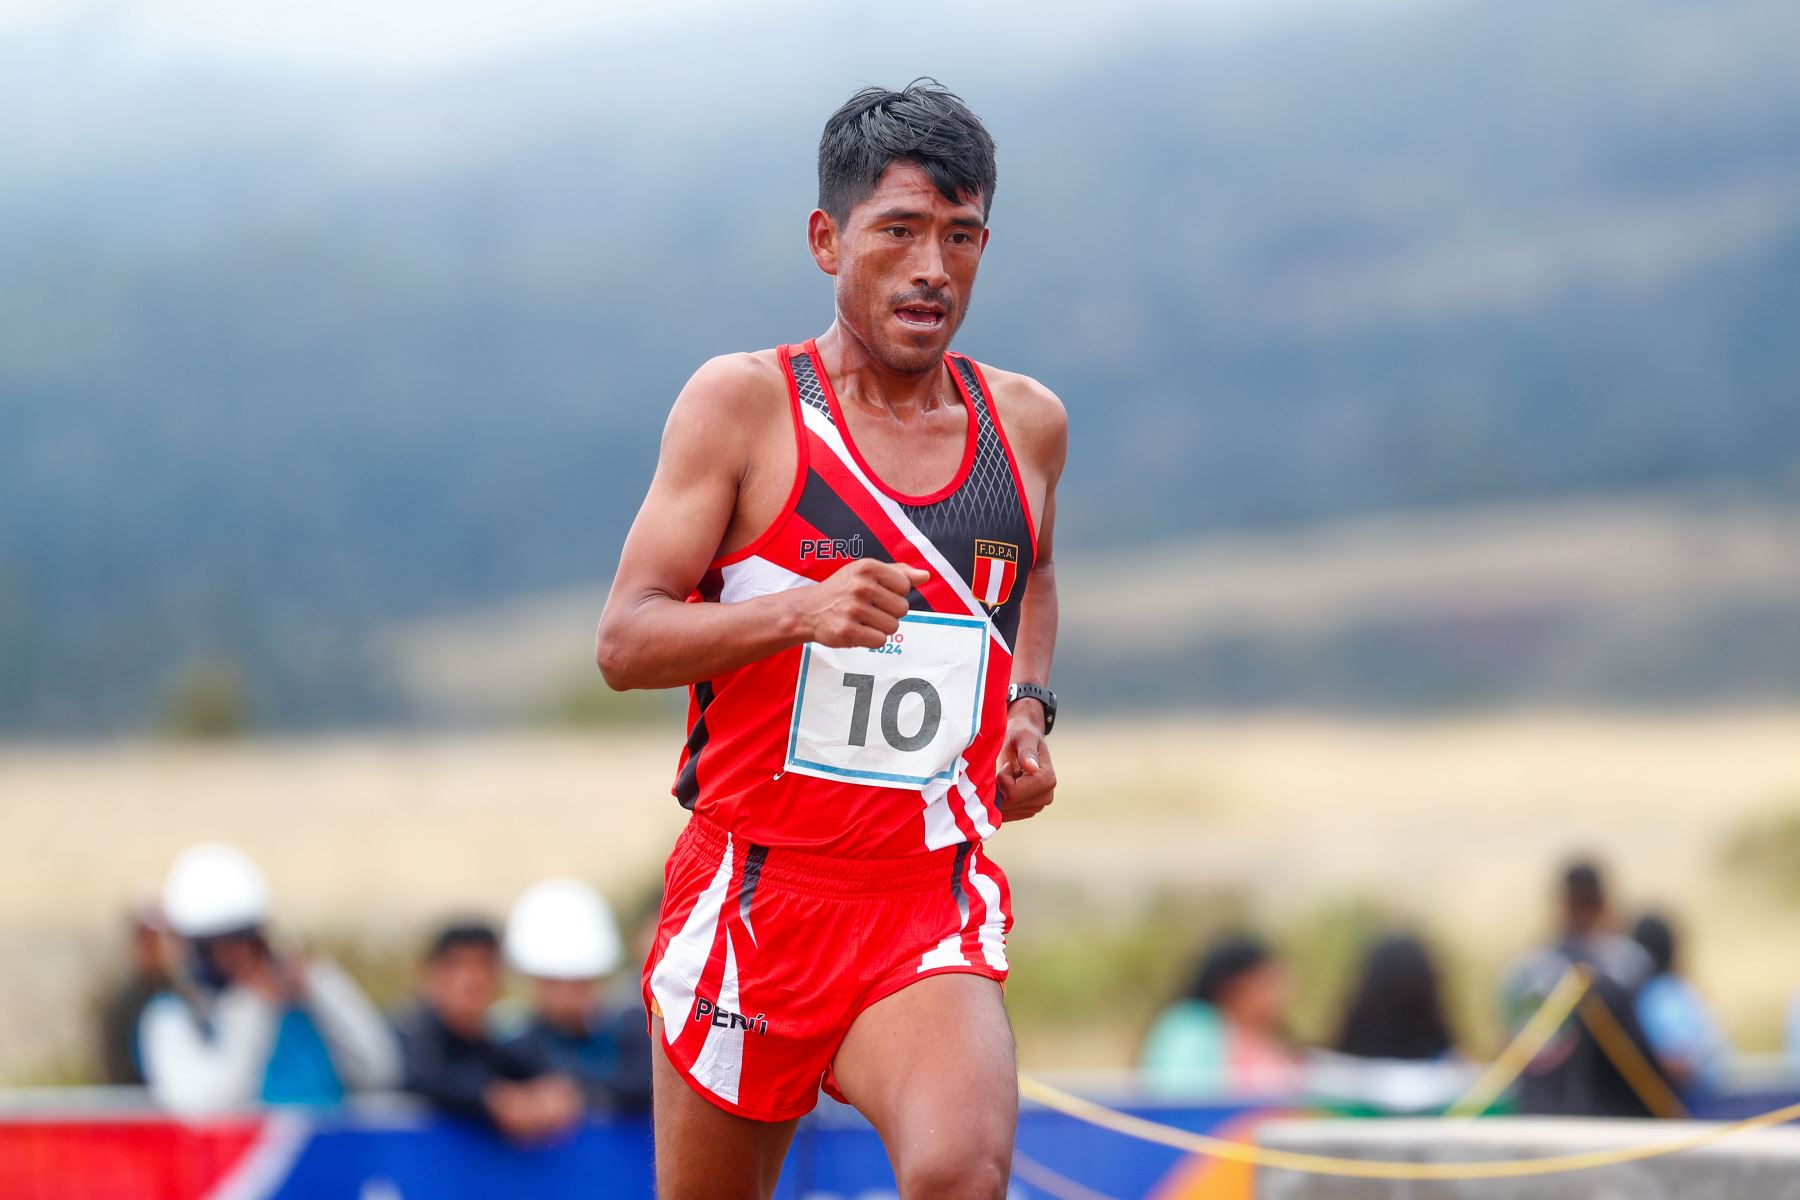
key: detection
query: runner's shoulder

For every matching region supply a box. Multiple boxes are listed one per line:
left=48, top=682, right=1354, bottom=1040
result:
left=968, top=361, right=1067, bottom=464
left=678, top=349, right=788, bottom=415
left=664, top=349, right=791, bottom=450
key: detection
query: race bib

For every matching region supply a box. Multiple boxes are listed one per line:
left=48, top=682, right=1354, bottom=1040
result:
left=784, top=612, right=990, bottom=790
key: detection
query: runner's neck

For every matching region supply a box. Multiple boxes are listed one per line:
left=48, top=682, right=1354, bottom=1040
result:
left=814, top=322, right=956, bottom=419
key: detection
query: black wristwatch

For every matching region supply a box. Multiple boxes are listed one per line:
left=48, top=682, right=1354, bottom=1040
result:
left=1007, top=683, right=1057, bottom=735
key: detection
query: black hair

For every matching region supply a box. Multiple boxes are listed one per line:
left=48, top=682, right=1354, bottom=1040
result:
left=1563, top=858, right=1605, bottom=912
left=425, top=921, right=499, bottom=963
left=1632, top=912, right=1675, bottom=976
left=1185, top=934, right=1272, bottom=1007
left=1333, top=934, right=1455, bottom=1061
left=817, top=79, right=997, bottom=224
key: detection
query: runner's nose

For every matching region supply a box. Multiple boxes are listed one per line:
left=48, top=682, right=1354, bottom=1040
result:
left=911, top=242, right=950, bottom=292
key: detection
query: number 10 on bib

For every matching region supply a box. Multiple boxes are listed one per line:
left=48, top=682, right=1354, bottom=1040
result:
left=784, top=612, right=990, bottom=789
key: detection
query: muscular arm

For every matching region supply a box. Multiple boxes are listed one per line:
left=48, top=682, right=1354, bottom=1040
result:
left=1010, top=486, right=1059, bottom=703
left=596, top=356, right=804, bottom=690
left=596, top=355, right=923, bottom=691
left=993, top=374, right=1068, bottom=818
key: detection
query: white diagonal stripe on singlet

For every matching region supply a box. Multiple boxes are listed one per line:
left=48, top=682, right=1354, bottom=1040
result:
left=719, top=555, right=812, bottom=603
left=920, top=770, right=965, bottom=850
left=956, top=767, right=998, bottom=839
left=798, top=403, right=1010, bottom=656
left=919, top=753, right=994, bottom=848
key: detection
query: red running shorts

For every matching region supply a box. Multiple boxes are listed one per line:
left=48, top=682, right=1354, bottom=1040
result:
left=642, top=813, right=1011, bottom=1122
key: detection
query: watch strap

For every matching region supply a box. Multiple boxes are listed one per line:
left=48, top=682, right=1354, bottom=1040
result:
left=1007, top=683, right=1057, bottom=734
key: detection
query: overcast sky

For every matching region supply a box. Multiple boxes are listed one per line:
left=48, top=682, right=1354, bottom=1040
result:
left=8, top=0, right=1423, bottom=76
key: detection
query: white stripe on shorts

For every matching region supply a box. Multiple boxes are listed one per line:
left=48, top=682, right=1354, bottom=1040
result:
left=650, top=834, right=735, bottom=1042
left=688, top=930, right=746, bottom=1104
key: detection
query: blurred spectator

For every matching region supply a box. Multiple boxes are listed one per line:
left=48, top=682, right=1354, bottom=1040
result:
left=1334, top=934, right=1456, bottom=1061
left=1307, top=933, right=1468, bottom=1115
left=98, top=892, right=173, bottom=1086
left=138, top=843, right=401, bottom=1113
left=1141, top=934, right=1300, bottom=1097
left=1497, top=858, right=1671, bottom=1118
left=1499, top=858, right=1653, bottom=1025
left=503, top=879, right=653, bottom=1115
left=1631, top=913, right=1728, bottom=1095
left=393, top=920, right=583, bottom=1143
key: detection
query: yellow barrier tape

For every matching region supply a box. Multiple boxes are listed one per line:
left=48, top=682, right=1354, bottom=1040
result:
left=1444, top=965, right=1588, bottom=1118
left=1011, top=962, right=1796, bottom=1184
left=1577, top=986, right=1689, bottom=1120
left=1015, top=1076, right=1800, bottom=1181
left=1011, top=1148, right=1120, bottom=1200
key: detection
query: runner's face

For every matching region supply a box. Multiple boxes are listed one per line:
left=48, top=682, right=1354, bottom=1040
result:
left=831, top=161, right=987, bottom=374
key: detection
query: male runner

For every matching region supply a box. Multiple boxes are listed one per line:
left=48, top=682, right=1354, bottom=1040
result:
left=596, top=81, right=1066, bottom=1200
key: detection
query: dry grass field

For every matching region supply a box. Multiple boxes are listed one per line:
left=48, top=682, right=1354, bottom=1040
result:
left=378, top=497, right=1800, bottom=722
left=5, top=711, right=1800, bottom=1083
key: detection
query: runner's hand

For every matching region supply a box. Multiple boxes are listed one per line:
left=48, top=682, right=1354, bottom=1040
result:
left=996, top=709, right=1055, bottom=821
left=794, top=559, right=930, bottom=648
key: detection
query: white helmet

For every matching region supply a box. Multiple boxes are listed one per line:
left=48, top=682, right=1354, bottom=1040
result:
left=505, top=878, right=622, bottom=980
left=163, top=843, right=271, bottom=938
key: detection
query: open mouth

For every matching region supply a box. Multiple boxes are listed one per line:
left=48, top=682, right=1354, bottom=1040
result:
left=894, top=306, right=946, bottom=330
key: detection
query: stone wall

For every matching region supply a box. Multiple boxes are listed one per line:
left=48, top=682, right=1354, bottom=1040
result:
left=1254, top=1117, right=1800, bottom=1200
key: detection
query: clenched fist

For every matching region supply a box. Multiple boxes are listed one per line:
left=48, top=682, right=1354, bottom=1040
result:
left=996, top=705, right=1056, bottom=821
left=790, top=558, right=931, bottom=648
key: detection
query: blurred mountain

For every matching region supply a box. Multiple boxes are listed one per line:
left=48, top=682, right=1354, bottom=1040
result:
left=378, top=496, right=1800, bottom=721
left=4, top=0, right=1800, bottom=731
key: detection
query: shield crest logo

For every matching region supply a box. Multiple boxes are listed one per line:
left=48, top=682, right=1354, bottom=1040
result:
left=971, top=539, right=1019, bottom=609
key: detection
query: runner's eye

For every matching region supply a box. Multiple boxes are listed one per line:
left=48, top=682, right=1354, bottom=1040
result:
left=885, top=226, right=911, bottom=238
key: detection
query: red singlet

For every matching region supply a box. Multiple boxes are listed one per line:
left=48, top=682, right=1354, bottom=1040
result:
left=671, top=340, right=1038, bottom=858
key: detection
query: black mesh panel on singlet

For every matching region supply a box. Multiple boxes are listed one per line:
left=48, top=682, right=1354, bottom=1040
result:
left=792, top=352, right=831, bottom=418
left=788, top=348, right=1035, bottom=646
